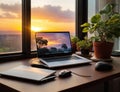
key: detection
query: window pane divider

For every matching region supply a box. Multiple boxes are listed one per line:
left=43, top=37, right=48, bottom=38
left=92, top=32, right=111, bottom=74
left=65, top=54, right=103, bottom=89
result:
left=76, top=0, right=88, bottom=40
left=22, top=0, right=31, bottom=57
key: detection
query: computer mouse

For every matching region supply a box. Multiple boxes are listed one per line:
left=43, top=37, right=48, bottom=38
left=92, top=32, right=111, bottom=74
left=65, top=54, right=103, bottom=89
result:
left=95, top=61, right=113, bottom=71
left=58, top=70, right=72, bottom=78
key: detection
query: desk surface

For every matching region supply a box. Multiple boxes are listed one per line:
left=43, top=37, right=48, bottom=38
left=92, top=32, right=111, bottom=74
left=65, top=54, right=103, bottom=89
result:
left=0, top=57, right=120, bottom=92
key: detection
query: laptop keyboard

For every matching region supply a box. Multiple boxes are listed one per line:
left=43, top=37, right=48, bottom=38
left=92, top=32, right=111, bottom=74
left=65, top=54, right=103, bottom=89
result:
left=42, top=56, right=81, bottom=62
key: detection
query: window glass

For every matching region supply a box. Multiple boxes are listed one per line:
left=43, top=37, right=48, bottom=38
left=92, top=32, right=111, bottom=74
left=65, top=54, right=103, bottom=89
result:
left=113, top=0, right=120, bottom=51
left=31, top=0, right=75, bottom=51
left=88, top=0, right=96, bottom=37
left=0, top=0, right=22, bottom=54
left=88, top=0, right=96, bottom=22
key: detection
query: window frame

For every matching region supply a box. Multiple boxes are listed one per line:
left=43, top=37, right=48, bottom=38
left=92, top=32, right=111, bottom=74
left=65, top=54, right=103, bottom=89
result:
left=0, top=0, right=88, bottom=62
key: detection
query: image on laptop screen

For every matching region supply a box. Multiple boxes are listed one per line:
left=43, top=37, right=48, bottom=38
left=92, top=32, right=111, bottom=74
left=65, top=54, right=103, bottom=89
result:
left=35, top=32, right=72, bottom=57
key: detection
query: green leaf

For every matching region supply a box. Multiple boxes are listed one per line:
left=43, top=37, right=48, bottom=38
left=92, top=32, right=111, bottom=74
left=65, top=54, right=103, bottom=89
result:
left=71, top=36, right=80, bottom=43
left=81, top=23, right=90, bottom=27
left=82, top=27, right=89, bottom=33
left=100, top=3, right=115, bottom=14
left=91, top=14, right=101, bottom=23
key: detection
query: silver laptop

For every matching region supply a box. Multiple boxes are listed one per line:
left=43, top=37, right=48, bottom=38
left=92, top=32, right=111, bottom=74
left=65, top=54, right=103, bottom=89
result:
left=35, top=31, right=91, bottom=68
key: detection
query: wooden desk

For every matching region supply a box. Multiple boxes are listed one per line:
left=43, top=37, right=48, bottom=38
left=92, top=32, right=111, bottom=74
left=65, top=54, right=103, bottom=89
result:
left=0, top=57, right=120, bottom=92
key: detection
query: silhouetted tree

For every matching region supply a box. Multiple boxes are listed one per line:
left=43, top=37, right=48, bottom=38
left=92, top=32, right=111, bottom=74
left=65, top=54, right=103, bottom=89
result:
left=61, top=44, right=68, bottom=50
left=36, top=37, right=48, bottom=48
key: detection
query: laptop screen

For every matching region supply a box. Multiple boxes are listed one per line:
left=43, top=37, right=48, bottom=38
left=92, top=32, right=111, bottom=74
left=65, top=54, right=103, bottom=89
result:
left=35, top=32, right=72, bottom=57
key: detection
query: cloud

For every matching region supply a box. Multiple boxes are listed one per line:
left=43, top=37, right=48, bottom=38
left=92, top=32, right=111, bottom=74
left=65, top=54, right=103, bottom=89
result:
left=0, top=12, right=18, bottom=18
left=0, top=3, right=21, bottom=18
left=0, top=3, right=75, bottom=22
left=0, top=3, right=21, bottom=13
left=32, top=5, right=75, bottom=22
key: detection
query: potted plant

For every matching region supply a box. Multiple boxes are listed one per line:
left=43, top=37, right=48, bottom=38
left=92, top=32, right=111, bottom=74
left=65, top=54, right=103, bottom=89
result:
left=71, top=36, right=80, bottom=53
left=76, top=37, right=92, bottom=55
left=81, top=3, right=120, bottom=59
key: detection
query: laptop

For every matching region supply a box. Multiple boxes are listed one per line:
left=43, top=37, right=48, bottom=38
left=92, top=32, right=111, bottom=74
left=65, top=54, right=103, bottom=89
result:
left=35, top=31, right=91, bottom=68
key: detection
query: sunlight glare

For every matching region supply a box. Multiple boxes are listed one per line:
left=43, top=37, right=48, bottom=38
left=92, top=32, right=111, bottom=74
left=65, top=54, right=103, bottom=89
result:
left=31, top=26, right=43, bottom=32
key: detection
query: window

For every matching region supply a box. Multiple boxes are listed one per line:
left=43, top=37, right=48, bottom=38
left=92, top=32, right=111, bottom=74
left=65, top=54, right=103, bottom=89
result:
left=114, top=0, right=120, bottom=51
left=87, top=0, right=96, bottom=38
left=31, top=0, right=76, bottom=51
left=0, top=0, right=87, bottom=61
left=0, top=0, right=22, bottom=54
left=88, top=0, right=96, bottom=22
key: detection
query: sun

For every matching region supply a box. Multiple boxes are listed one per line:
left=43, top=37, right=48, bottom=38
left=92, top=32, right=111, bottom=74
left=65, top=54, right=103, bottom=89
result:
left=31, top=26, right=43, bottom=32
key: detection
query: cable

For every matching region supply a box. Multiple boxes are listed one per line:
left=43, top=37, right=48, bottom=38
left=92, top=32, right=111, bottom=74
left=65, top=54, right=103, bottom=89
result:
left=71, top=71, right=91, bottom=77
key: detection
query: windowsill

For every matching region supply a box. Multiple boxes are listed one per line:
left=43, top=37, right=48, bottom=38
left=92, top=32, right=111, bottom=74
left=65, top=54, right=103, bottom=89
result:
left=0, top=52, right=37, bottom=63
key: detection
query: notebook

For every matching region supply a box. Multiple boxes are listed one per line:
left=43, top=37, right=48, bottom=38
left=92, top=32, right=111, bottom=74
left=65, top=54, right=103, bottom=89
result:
left=35, top=31, right=91, bottom=68
left=0, top=65, right=56, bottom=82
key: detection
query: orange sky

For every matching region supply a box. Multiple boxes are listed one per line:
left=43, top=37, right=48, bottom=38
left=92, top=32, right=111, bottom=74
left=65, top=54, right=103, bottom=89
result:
left=0, top=18, right=21, bottom=31
left=31, top=19, right=75, bottom=34
left=0, top=2, right=75, bottom=35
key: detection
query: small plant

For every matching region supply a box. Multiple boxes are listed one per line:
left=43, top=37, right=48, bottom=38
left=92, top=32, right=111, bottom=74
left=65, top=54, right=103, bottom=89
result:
left=76, top=37, right=92, bottom=55
left=76, top=37, right=92, bottom=50
left=71, top=36, right=80, bottom=43
left=71, top=36, right=80, bottom=52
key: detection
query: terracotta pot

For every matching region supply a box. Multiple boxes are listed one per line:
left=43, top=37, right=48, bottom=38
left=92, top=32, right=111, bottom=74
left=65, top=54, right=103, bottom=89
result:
left=93, top=41, right=114, bottom=59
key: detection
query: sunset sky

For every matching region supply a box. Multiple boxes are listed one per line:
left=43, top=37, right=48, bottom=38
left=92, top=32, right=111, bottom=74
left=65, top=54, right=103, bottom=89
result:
left=0, top=0, right=75, bottom=35
left=36, top=32, right=71, bottom=49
